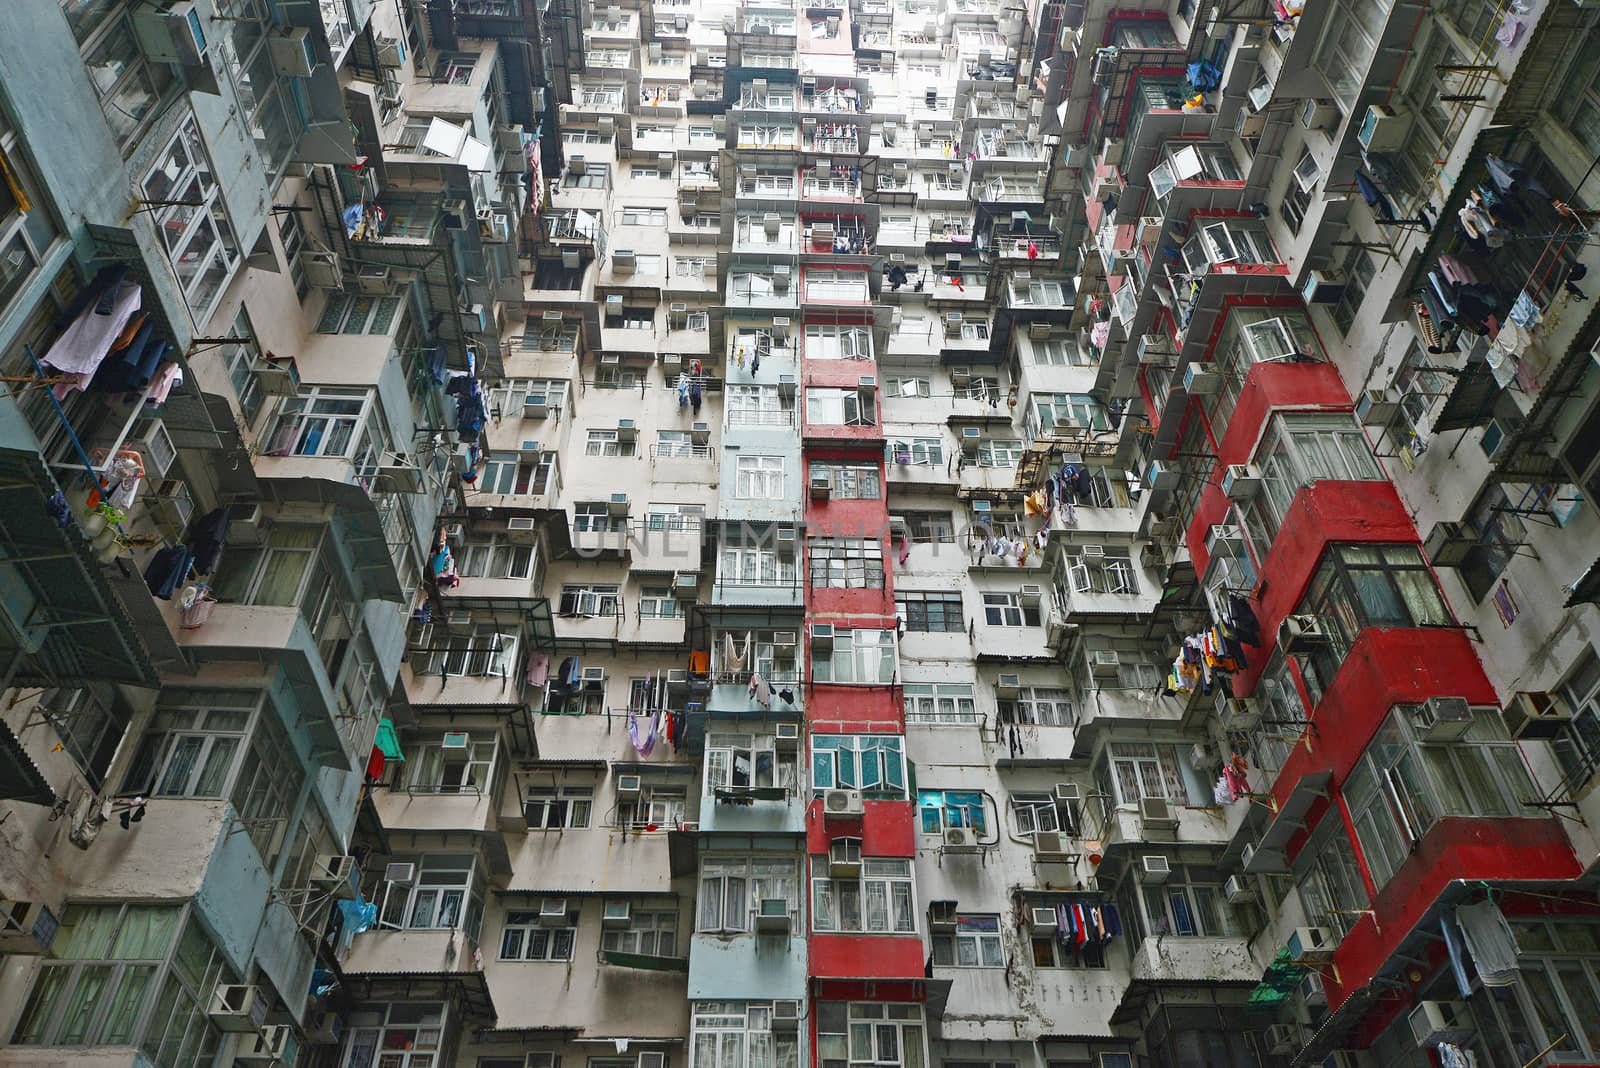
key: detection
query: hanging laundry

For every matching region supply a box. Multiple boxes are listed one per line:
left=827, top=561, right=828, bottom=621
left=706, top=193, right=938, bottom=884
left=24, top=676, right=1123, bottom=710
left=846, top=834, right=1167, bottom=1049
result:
left=1455, top=900, right=1520, bottom=986
left=748, top=672, right=772, bottom=708
left=143, top=545, right=192, bottom=599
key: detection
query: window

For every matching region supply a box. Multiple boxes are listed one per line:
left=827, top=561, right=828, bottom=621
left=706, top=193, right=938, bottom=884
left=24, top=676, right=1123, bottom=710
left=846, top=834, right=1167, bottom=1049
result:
left=1010, top=791, right=1073, bottom=836
left=1556, top=29, right=1600, bottom=159
left=619, top=206, right=667, bottom=226
left=81, top=15, right=174, bottom=149
left=601, top=907, right=677, bottom=957
left=983, top=591, right=1041, bottom=627
left=217, top=307, right=265, bottom=424
left=735, top=455, right=786, bottom=498
left=574, top=504, right=625, bottom=533
left=317, top=294, right=403, bottom=334
left=902, top=682, right=977, bottom=723
left=816, top=1003, right=925, bottom=1068
left=718, top=537, right=798, bottom=588
left=699, top=857, right=799, bottom=933
left=1312, top=0, right=1392, bottom=107
left=1344, top=706, right=1535, bottom=888
left=1063, top=547, right=1138, bottom=595
left=806, top=387, right=877, bottom=426
left=31, top=686, right=125, bottom=790
left=812, top=629, right=896, bottom=684
left=341, top=1003, right=447, bottom=1068
left=674, top=256, right=716, bottom=276
left=706, top=731, right=797, bottom=795
left=1030, top=906, right=1108, bottom=968
left=500, top=912, right=575, bottom=961
left=886, top=440, right=943, bottom=470
left=1294, top=819, right=1369, bottom=940
left=1133, top=863, right=1251, bottom=939
left=559, top=583, right=621, bottom=617
left=999, top=688, right=1075, bottom=727
left=728, top=385, right=790, bottom=427
left=918, top=789, right=986, bottom=834
left=1281, top=152, right=1316, bottom=233
left=404, top=735, right=496, bottom=794
left=476, top=456, right=554, bottom=496
left=1032, top=337, right=1091, bottom=366
left=1031, top=393, right=1108, bottom=433
left=805, top=324, right=873, bottom=359
left=1296, top=544, right=1451, bottom=688
left=618, top=783, right=686, bottom=828
left=904, top=512, right=954, bottom=542
left=1250, top=413, right=1385, bottom=535
left=585, top=429, right=637, bottom=458
left=692, top=1002, right=802, bottom=1068
left=378, top=854, right=485, bottom=938
left=457, top=538, right=537, bottom=580
left=637, top=584, right=679, bottom=619
left=424, top=625, right=520, bottom=679
left=1329, top=246, right=1377, bottom=336
left=0, top=123, right=59, bottom=320
left=977, top=439, right=1024, bottom=467
left=437, top=51, right=478, bottom=84
left=1555, top=651, right=1600, bottom=790
left=812, top=859, right=916, bottom=933
left=143, top=118, right=239, bottom=321
left=811, top=461, right=881, bottom=499
left=932, top=915, right=1004, bottom=967
left=567, top=161, right=611, bottom=189
left=804, top=269, right=870, bottom=302
left=1100, top=742, right=1198, bottom=806
left=565, top=128, right=611, bottom=144
left=524, top=784, right=594, bottom=828
left=884, top=376, right=931, bottom=399
left=897, top=592, right=964, bottom=634
left=811, top=736, right=906, bottom=794
left=12, top=904, right=232, bottom=1061
left=808, top=538, right=884, bottom=589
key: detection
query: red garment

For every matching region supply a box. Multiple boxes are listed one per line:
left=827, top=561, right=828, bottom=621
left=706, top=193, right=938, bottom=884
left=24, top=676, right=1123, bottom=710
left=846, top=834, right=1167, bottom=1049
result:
left=1073, top=905, right=1088, bottom=945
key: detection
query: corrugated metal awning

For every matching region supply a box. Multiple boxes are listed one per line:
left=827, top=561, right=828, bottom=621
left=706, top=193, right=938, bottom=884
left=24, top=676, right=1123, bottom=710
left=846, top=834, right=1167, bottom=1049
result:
left=1431, top=355, right=1501, bottom=432
left=0, top=719, right=55, bottom=805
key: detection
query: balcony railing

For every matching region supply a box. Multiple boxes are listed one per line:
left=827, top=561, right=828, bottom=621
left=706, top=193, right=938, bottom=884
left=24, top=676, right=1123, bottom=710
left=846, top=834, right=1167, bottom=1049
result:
left=803, top=177, right=862, bottom=199
left=727, top=408, right=797, bottom=427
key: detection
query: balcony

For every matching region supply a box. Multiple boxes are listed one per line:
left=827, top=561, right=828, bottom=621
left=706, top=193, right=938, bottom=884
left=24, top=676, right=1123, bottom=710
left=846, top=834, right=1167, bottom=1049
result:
left=802, top=124, right=861, bottom=154
left=1129, top=935, right=1260, bottom=984
left=801, top=174, right=863, bottom=202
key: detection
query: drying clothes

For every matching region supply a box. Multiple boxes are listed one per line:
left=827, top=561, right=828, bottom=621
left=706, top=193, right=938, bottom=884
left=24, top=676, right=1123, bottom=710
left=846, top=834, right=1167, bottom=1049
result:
left=1213, top=775, right=1233, bottom=806
left=677, top=375, right=690, bottom=407
left=44, top=279, right=144, bottom=395
left=1222, top=762, right=1250, bottom=801
left=526, top=651, right=550, bottom=687
left=1440, top=914, right=1473, bottom=999
left=143, top=545, right=192, bottom=599
left=748, top=672, right=773, bottom=708
left=723, top=631, right=751, bottom=673
left=690, top=381, right=703, bottom=414
left=1355, top=170, right=1395, bottom=221
left=1455, top=900, right=1520, bottom=987
left=146, top=361, right=182, bottom=405
left=187, top=508, right=230, bottom=574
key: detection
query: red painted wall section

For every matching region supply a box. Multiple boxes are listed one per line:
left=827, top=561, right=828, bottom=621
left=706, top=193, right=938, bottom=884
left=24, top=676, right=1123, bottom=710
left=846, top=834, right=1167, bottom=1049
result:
left=811, top=979, right=930, bottom=1002
left=1189, top=477, right=1414, bottom=611
left=809, top=933, right=927, bottom=979
left=1322, top=817, right=1582, bottom=1012
left=807, top=687, right=905, bottom=734
left=807, top=799, right=916, bottom=855
left=1215, top=361, right=1353, bottom=466
left=1265, top=627, right=1496, bottom=813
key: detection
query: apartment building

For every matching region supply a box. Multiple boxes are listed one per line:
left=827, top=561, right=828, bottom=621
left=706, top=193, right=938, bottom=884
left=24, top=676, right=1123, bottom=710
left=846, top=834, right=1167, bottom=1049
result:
left=4, top=1, right=1600, bottom=1068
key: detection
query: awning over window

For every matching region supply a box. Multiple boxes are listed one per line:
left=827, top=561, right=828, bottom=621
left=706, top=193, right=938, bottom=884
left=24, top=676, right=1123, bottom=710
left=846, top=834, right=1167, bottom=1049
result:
left=1432, top=356, right=1502, bottom=433
left=0, top=720, right=53, bottom=805
left=375, top=718, right=406, bottom=761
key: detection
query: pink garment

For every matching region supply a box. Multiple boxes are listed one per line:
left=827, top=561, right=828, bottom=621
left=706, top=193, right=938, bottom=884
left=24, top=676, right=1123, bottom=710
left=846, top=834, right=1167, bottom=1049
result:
left=1223, top=764, right=1250, bottom=801
left=526, top=651, right=550, bottom=686
left=146, top=362, right=182, bottom=405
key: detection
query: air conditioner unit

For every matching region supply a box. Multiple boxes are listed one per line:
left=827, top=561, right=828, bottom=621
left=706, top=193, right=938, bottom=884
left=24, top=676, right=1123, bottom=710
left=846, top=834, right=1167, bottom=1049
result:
left=773, top=630, right=798, bottom=651
left=1052, top=783, right=1081, bottom=805
left=268, top=25, right=316, bottom=77
left=1411, top=696, right=1474, bottom=740
left=208, top=984, right=271, bottom=1033
left=0, top=900, right=59, bottom=955
left=1090, top=650, right=1121, bottom=679
left=1358, top=104, right=1413, bottom=153
left=131, top=0, right=210, bottom=66
left=612, top=249, right=637, bottom=274
left=383, top=862, right=416, bottom=884
left=823, top=790, right=864, bottom=819
left=305, top=1009, right=345, bottom=1045
left=960, top=427, right=983, bottom=455
left=1223, top=696, right=1261, bottom=731
left=1503, top=690, right=1572, bottom=740
left=775, top=722, right=801, bottom=748
left=929, top=900, right=959, bottom=930
left=1235, top=108, right=1266, bottom=138
left=942, top=826, right=980, bottom=850
left=1033, top=831, right=1075, bottom=860
left=1224, top=874, right=1256, bottom=904
left=1356, top=387, right=1401, bottom=426
left=539, top=898, right=570, bottom=924
left=995, top=672, right=1021, bottom=697
left=638, top=1053, right=667, bottom=1068
left=581, top=667, right=608, bottom=685
left=1289, top=926, right=1336, bottom=963
left=1266, top=1024, right=1300, bottom=1057
left=602, top=899, right=632, bottom=928
left=1301, top=971, right=1328, bottom=1008
left=1019, top=584, right=1043, bottom=607
left=1423, top=520, right=1477, bottom=568
left=1242, top=841, right=1289, bottom=874
left=374, top=34, right=404, bottom=67
left=828, top=835, right=863, bottom=874
left=1139, top=796, right=1177, bottom=828
left=1138, top=855, right=1171, bottom=883
left=310, top=854, right=358, bottom=896
left=674, top=573, right=700, bottom=601
left=441, top=730, right=471, bottom=750
left=776, top=527, right=798, bottom=554
left=1030, top=907, right=1059, bottom=930
left=756, top=897, right=792, bottom=933
left=1299, top=98, right=1339, bottom=131
left=569, top=155, right=587, bottom=174
left=1183, top=362, right=1222, bottom=395
left=810, top=623, right=835, bottom=651
left=1277, top=613, right=1329, bottom=654
left=1302, top=269, right=1347, bottom=305
left=771, top=1001, right=801, bottom=1031
left=857, top=375, right=877, bottom=393
left=505, top=516, right=540, bottom=545
left=810, top=475, right=833, bottom=500
left=1408, top=1001, right=1473, bottom=1047
left=943, top=312, right=964, bottom=337
left=609, top=490, right=631, bottom=512
left=1222, top=464, right=1263, bottom=502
